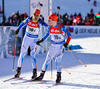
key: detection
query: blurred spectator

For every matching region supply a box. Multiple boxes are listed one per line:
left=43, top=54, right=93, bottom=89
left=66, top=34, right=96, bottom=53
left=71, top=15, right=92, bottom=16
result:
left=2, top=11, right=29, bottom=26
left=93, top=20, right=98, bottom=25
left=77, top=19, right=82, bottom=25
left=81, top=20, right=85, bottom=25
left=62, top=13, right=69, bottom=25
left=70, top=14, right=73, bottom=19
left=94, top=0, right=97, bottom=7
left=74, top=13, right=77, bottom=19
left=85, top=18, right=91, bottom=26
left=98, top=19, right=100, bottom=26
left=4, top=21, right=11, bottom=26
left=16, top=11, right=20, bottom=25
left=69, top=18, right=73, bottom=25
left=24, top=12, right=28, bottom=19
left=12, top=20, right=17, bottom=26
left=90, top=18, right=94, bottom=25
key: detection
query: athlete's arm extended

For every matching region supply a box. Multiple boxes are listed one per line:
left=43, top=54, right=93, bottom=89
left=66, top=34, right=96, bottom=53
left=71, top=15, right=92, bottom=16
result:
left=18, top=16, right=31, bottom=30
left=38, top=19, right=48, bottom=27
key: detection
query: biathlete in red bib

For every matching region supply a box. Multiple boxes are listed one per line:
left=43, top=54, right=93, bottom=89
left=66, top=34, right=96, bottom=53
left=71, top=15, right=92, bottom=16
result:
left=14, top=9, right=48, bottom=79
left=34, top=13, right=71, bottom=83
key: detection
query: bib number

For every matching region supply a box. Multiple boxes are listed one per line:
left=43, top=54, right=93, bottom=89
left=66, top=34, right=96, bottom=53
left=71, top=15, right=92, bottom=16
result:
left=54, top=35, right=61, bottom=39
left=29, top=28, right=36, bottom=32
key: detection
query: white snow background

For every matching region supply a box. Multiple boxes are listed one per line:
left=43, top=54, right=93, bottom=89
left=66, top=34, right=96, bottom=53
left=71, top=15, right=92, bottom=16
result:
left=0, top=0, right=100, bottom=89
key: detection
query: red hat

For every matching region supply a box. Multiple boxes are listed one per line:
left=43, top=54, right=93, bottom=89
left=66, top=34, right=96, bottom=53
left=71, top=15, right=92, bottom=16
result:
left=48, top=13, right=57, bottom=21
left=33, top=9, right=40, bottom=16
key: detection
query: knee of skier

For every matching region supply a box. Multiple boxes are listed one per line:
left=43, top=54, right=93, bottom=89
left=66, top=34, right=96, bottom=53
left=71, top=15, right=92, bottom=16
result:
left=31, top=57, right=37, bottom=64
left=30, top=51, right=35, bottom=57
left=56, top=61, right=61, bottom=66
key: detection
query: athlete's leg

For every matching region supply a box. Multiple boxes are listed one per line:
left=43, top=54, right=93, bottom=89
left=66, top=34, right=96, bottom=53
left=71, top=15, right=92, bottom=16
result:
left=55, top=46, right=64, bottom=83
left=30, top=43, right=37, bottom=69
left=55, top=46, right=64, bottom=72
left=15, top=36, right=31, bottom=78
left=17, top=36, right=30, bottom=67
left=30, top=41, right=37, bottom=79
left=42, top=45, right=57, bottom=71
left=34, top=45, right=57, bottom=81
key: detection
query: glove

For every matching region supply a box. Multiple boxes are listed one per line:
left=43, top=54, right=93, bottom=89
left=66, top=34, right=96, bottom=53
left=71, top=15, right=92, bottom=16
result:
left=15, top=29, right=19, bottom=34
left=63, top=43, right=68, bottom=48
left=36, top=39, right=43, bottom=45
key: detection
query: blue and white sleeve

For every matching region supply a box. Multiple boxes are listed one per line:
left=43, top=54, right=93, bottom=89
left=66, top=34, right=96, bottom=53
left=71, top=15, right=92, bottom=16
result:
left=43, top=31, right=50, bottom=41
left=62, top=25, right=71, bottom=36
left=38, top=19, right=48, bottom=27
left=18, top=16, right=31, bottom=30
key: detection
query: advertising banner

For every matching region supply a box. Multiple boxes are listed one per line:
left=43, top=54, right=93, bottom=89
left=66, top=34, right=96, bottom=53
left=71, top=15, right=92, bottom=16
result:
left=69, top=26, right=100, bottom=38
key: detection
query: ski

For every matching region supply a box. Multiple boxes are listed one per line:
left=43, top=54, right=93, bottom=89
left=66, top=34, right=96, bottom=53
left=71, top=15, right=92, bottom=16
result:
left=11, top=79, right=51, bottom=85
left=3, top=77, right=24, bottom=82
left=29, top=80, right=48, bottom=83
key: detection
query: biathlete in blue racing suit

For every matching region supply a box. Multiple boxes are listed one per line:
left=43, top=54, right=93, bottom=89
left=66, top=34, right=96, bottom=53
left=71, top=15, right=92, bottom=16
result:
left=14, top=9, right=48, bottom=80
left=34, top=13, right=71, bottom=83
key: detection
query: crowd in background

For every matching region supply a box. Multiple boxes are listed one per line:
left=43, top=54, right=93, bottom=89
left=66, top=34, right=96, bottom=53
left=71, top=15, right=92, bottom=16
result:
left=0, top=11, right=28, bottom=26
left=0, top=0, right=100, bottom=26
left=0, top=8, right=100, bottom=26
left=57, top=8, right=100, bottom=26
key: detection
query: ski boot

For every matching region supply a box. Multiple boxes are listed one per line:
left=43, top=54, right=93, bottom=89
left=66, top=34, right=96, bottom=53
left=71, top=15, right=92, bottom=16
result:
left=14, top=67, right=21, bottom=78
left=31, top=69, right=37, bottom=80
left=56, top=72, right=61, bottom=83
left=34, top=70, right=45, bottom=81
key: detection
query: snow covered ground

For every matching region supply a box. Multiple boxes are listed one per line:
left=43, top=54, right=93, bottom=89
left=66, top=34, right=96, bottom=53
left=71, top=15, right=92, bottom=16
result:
left=0, top=35, right=100, bottom=89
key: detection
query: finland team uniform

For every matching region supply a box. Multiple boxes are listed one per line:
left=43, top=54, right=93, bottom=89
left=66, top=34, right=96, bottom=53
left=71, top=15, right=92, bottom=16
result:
left=17, top=16, right=48, bottom=69
left=42, top=23, right=71, bottom=72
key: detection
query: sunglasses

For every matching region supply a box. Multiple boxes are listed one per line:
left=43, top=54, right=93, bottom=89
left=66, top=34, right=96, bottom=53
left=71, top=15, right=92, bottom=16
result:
left=48, top=20, right=50, bottom=22
left=34, top=13, right=40, bottom=16
left=48, top=19, right=53, bottom=22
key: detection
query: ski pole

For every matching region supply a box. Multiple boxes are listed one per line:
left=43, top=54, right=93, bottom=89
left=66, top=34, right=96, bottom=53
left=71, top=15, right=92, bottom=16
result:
left=39, top=44, right=71, bottom=75
left=39, top=44, right=48, bottom=53
left=68, top=48, right=87, bottom=67
left=13, top=35, right=17, bottom=71
left=51, top=59, right=53, bottom=79
left=61, top=65, right=71, bottom=74
left=57, top=6, right=61, bottom=23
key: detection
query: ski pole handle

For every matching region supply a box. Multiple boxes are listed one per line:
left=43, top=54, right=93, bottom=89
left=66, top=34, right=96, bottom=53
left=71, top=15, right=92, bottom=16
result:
left=38, top=2, right=43, bottom=10
left=57, top=6, right=60, bottom=10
